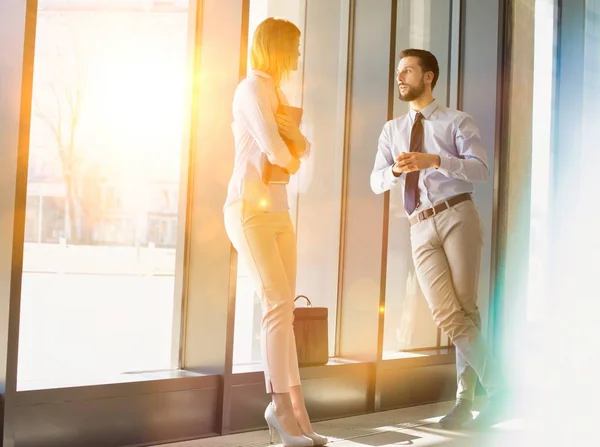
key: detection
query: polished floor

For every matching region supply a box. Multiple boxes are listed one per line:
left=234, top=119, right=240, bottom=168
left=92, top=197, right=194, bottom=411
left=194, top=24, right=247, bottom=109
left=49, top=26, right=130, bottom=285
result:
left=158, top=400, right=525, bottom=447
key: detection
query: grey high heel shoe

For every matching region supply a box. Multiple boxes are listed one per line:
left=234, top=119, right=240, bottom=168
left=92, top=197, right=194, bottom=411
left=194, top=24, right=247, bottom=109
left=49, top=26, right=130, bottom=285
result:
left=265, top=403, right=314, bottom=446
left=301, top=430, right=328, bottom=446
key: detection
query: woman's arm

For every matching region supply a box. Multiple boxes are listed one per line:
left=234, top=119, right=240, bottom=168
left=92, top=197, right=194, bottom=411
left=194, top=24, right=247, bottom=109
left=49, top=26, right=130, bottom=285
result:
left=235, top=80, right=300, bottom=174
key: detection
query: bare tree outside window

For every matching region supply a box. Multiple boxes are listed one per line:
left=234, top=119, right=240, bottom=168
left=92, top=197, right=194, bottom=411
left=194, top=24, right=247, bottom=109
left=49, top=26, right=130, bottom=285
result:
left=19, top=0, right=190, bottom=389
left=32, top=32, right=97, bottom=244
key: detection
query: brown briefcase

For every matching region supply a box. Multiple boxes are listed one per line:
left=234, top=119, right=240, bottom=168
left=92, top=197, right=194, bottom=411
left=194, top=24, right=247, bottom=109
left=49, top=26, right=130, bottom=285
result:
left=293, top=295, right=329, bottom=367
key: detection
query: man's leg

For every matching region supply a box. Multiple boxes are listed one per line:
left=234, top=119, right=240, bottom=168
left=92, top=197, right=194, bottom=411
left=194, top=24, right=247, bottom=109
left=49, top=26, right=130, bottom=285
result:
left=410, top=204, right=502, bottom=428
left=439, top=201, right=505, bottom=428
left=410, top=216, right=472, bottom=428
left=440, top=201, right=483, bottom=427
left=439, top=201, right=502, bottom=394
left=456, top=351, right=478, bottom=403
left=446, top=201, right=482, bottom=405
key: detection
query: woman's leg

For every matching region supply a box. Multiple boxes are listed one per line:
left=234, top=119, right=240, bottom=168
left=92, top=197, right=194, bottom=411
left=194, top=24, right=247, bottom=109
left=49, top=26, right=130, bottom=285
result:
left=224, top=203, right=300, bottom=435
left=290, top=386, right=315, bottom=433
left=275, top=215, right=316, bottom=434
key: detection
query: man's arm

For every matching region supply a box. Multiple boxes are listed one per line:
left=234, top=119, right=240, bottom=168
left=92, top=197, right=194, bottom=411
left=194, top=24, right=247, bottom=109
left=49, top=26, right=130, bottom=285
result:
left=370, top=124, right=401, bottom=194
left=436, top=114, right=490, bottom=182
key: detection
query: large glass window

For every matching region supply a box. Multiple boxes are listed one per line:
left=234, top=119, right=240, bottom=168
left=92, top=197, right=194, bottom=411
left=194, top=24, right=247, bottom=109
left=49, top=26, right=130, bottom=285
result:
left=18, top=0, right=191, bottom=390
left=578, top=0, right=600, bottom=289
left=523, top=1, right=600, bottom=438
left=382, top=0, right=453, bottom=358
left=232, top=0, right=349, bottom=367
left=232, top=0, right=307, bottom=368
left=526, top=0, right=554, bottom=323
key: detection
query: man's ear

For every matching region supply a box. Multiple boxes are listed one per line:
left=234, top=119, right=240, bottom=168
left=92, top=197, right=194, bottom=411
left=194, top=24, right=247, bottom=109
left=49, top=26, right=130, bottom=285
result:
left=425, top=71, right=434, bottom=86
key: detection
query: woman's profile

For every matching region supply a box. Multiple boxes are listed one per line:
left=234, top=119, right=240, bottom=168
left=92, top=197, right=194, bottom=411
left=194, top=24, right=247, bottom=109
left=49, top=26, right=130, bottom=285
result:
left=223, top=17, right=327, bottom=447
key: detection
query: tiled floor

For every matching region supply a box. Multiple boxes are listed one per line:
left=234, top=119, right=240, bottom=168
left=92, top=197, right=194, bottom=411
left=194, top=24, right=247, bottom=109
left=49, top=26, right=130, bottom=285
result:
left=157, top=400, right=524, bottom=447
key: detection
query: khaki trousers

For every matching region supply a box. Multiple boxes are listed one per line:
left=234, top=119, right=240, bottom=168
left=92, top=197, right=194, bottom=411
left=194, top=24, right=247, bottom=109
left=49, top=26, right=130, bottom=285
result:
left=224, top=200, right=301, bottom=393
left=410, top=199, right=501, bottom=401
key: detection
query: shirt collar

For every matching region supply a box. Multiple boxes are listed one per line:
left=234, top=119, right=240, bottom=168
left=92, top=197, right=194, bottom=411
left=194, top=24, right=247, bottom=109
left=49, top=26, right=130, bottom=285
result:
left=251, top=69, right=273, bottom=80
left=409, top=99, right=439, bottom=120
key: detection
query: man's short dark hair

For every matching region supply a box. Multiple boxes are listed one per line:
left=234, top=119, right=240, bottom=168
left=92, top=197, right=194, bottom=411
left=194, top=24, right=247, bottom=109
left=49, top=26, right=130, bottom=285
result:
left=398, top=49, right=440, bottom=90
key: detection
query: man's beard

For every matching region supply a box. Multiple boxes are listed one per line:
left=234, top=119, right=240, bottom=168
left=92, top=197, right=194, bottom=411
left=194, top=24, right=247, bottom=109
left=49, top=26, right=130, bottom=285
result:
left=398, top=80, right=425, bottom=102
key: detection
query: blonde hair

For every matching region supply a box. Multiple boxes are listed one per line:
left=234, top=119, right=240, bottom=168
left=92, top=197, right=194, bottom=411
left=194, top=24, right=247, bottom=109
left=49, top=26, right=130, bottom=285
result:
left=250, top=17, right=301, bottom=84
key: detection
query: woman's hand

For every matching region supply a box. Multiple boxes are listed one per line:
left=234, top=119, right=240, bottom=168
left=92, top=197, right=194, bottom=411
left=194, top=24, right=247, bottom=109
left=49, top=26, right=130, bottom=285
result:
left=275, top=113, right=302, bottom=141
left=275, top=113, right=306, bottom=156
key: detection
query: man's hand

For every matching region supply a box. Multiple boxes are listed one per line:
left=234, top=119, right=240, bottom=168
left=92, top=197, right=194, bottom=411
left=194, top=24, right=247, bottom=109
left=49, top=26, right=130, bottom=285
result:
left=393, top=152, right=440, bottom=174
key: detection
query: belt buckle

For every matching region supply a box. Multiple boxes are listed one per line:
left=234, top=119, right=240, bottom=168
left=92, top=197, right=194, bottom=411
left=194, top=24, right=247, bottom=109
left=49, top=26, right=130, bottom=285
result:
left=429, top=201, right=450, bottom=219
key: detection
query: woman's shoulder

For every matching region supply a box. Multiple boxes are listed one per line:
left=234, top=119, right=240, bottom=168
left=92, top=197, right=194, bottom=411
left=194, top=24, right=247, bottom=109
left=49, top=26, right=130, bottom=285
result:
left=237, top=75, right=270, bottom=96
left=234, top=76, right=273, bottom=108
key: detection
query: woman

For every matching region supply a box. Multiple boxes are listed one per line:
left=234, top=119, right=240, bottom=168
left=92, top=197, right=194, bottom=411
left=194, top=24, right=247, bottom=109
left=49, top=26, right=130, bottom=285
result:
left=223, top=17, right=327, bottom=447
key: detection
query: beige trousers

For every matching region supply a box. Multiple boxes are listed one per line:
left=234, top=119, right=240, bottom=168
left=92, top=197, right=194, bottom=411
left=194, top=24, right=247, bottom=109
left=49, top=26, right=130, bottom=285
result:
left=224, top=200, right=301, bottom=393
left=410, top=199, right=501, bottom=401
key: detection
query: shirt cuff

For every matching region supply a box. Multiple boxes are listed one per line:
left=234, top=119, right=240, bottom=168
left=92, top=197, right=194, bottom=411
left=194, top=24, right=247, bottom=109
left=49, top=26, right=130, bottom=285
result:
left=437, top=155, right=454, bottom=177
left=300, top=137, right=311, bottom=160
left=384, top=165, right=401, bottom=186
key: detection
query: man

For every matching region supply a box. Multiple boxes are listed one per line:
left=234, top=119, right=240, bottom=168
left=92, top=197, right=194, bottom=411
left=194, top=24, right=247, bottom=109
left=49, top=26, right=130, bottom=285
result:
left=370, top=49, right=504, bottom=429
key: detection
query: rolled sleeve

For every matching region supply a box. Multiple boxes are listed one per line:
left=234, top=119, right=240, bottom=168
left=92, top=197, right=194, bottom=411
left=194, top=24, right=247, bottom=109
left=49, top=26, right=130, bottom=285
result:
left=300, top=136, right=311, bottom=160
left=370, top=124, right=401, bottom=194
left=436, top=114, right=489, bottom=182
left=437, top=155, right=455, bottom=177
left=235, top=80, right=296, bottom=171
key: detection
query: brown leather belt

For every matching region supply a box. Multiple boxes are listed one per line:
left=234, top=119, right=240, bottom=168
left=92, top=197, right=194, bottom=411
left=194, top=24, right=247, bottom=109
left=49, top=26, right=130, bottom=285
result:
left=409, top=193, right=472, bottom=226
